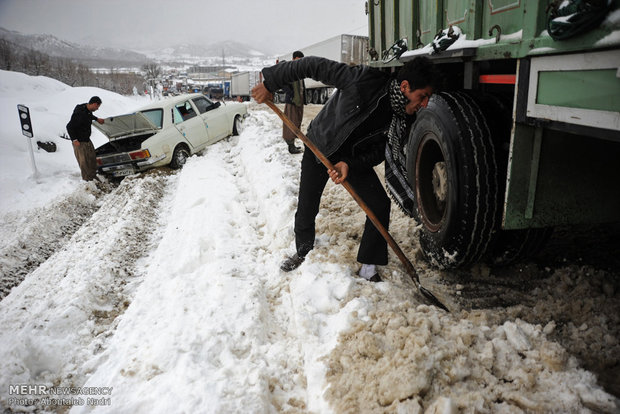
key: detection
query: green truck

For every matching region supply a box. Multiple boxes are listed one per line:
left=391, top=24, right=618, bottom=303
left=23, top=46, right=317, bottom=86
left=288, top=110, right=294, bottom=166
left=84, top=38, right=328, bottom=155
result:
left=366, top=1, right=620, bottom=268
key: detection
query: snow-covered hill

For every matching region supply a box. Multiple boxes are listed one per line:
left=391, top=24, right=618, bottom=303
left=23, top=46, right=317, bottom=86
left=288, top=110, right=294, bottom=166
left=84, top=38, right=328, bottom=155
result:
left=0, top=69, right=149, bottom=214
left=0, top=28, right=149, bottom=65
left=0, top=27, right=271, bottom=67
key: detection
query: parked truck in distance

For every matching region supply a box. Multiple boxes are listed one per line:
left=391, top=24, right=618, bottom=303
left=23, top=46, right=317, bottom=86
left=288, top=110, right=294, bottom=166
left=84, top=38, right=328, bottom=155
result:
left=276, top=34, right=369, bottom=104
left=367, top=0, right=620, bottom=269
left=231, top=71, right=261, bottom=102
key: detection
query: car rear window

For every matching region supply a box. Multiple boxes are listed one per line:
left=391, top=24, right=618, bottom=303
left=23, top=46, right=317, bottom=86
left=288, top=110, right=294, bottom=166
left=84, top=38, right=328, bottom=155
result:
left=140, top=109, right=163, bottom=128
left=175, top=101, right=197, bottom=121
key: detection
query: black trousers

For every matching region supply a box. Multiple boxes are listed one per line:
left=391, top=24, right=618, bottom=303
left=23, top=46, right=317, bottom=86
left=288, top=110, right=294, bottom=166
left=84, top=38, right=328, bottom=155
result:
left=295, top=147, right=390, bottom=265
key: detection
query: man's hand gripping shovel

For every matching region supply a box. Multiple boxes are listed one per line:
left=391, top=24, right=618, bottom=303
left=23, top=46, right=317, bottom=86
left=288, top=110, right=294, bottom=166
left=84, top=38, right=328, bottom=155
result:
left=261, top=97, right=449, bottom=312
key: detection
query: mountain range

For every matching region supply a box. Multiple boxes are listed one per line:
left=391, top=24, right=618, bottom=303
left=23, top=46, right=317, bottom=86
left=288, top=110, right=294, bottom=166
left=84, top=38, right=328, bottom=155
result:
left=0, top=27, right=270, bottom=68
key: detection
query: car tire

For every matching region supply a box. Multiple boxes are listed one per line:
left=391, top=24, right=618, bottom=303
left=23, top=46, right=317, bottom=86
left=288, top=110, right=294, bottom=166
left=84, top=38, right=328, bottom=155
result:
left=170, top=145, right=190, bottom=169
left=233, top=115, right=244, bottom=136
left=406, top=91, right=500, bottom=269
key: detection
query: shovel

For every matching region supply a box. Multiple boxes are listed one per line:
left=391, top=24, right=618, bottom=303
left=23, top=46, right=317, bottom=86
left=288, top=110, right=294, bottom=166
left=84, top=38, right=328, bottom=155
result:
left=266, top=101, right=449, bottom=312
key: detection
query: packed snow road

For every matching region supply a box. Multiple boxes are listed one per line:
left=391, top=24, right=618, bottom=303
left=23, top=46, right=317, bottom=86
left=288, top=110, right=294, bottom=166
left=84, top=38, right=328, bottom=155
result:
left=0, top=106, right=618, bottom=413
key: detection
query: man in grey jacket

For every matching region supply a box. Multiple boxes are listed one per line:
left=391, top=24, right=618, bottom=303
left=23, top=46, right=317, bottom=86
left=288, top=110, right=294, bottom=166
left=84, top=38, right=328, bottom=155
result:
left=281, top=50, right=305, bottom=154
left=252, top=56, right=437, bottom=281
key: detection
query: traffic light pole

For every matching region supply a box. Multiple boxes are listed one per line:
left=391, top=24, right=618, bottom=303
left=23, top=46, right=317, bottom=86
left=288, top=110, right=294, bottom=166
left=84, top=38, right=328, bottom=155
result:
left=17, top=104, right=39, bottom=179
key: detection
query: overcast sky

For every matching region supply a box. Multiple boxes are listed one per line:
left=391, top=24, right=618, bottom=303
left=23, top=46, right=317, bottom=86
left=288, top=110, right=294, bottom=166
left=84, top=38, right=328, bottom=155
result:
left=0, top=0, right=368, bottom=55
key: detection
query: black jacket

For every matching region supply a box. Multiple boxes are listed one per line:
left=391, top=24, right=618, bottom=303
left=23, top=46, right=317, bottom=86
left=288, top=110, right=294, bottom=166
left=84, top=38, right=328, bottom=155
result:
left=282, top=79, right=304, bottom=106
left=66, top=103, right=97, bottom=142
left=262, top=57, right=392, bottom=164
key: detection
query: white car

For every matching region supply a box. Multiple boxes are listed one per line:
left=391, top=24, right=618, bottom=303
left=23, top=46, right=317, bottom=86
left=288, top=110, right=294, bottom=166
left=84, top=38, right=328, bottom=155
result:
left=94, top=93, right=247, bottom=177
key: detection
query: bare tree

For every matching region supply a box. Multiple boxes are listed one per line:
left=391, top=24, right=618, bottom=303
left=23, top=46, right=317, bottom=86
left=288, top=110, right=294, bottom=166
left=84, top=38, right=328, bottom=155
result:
left=1, top=38, right=148, bottom=94
left=50, top=57, right=75, bottom=85
left=0, top=39, right=14, bottom=70
left=22, top=49, right=50, bottom=76
left=142, top=62, right=162, bottom=85
left=77, top=64, right=93, bottom=86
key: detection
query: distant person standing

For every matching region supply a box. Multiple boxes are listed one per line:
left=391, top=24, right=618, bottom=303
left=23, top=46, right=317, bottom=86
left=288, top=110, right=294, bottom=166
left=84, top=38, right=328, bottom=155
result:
left=282, top=51, right=305, bottom=154
left=66, top=96, right=104, bottom=181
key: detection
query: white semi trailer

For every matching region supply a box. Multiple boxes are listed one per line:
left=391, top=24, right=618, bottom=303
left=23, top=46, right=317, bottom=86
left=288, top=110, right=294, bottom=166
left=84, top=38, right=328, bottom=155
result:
left=231, top=71, right=261, bottom=102
left=276, top=34, right=369, bottom=104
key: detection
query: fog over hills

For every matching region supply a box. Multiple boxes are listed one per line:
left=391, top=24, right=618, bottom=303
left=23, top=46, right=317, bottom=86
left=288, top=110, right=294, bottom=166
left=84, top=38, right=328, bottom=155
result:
left=0, top=27, right=271, bottom=68
left=0, top=27, right=148, bottom=66
left=154, top=40, right=267, bottom=58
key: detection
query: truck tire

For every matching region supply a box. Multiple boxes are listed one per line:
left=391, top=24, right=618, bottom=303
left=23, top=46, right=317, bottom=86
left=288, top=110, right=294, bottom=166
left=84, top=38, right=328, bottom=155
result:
left=490, top=227, right=554, bottom=265
left=320, top=89, right=329, bottom=104
left=472, top=92, right=555, bottom=266
left=406, top=92, right=499, bottom=268
left=312, top=90, right=319, bottom=104
left=170, top=144, right=190, bottom=169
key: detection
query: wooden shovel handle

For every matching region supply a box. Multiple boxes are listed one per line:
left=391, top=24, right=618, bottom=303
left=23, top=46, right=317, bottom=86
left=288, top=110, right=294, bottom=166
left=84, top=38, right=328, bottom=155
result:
left=266, top=101, right=420, bottom=284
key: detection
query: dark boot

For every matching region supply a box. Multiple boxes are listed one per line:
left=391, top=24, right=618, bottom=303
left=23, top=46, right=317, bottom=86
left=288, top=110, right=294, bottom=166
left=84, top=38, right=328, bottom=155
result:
left=286, top=140, right=303, bottom=154
left=357, top=265, right=382, bottom=282
left=367, top=273, right=382, bottom=283
left=280, top=253, right=305, bottom=272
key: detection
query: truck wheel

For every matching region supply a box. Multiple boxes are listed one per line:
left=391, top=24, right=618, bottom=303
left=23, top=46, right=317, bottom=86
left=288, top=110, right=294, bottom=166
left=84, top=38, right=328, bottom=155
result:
left=469, top=92, right=555, bottom=266
left=320, top=89, right=328, bottom=104
left=406, top=92, right=500, bottom=268
left=170, top=145, right=190, bottom=169
left=233, top=115, right=244, bottom=135
left=312, top=90, right=319, bottom=104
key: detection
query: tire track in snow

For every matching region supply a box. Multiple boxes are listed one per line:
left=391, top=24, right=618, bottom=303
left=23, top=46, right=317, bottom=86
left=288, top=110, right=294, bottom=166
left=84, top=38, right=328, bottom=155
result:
left=0, top=182, right=114, bottom=300
left=68, top=112, right=310, bottom=413
left=218, top=120, right=310, bottom=411
left=0, top=172, right=173, bottom=410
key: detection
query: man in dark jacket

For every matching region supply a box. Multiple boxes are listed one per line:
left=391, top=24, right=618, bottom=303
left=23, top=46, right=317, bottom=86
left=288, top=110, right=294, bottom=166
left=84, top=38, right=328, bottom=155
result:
left=66, top=96, right=104, bottom=181
left=282, top=50, right=305, bottom=154
left=252, top=56, right=437, bottom=281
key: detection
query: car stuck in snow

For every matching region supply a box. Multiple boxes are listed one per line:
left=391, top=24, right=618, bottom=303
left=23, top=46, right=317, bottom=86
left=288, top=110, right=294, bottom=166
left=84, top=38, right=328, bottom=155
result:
left=94, top=93, right=247, bottom=177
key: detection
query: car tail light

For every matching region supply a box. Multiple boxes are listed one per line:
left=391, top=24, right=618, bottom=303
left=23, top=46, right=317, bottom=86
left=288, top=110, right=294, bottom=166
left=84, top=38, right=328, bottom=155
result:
left=129, top=149, right=151, bottom=160
left=96, top=158, right=103, bottom=166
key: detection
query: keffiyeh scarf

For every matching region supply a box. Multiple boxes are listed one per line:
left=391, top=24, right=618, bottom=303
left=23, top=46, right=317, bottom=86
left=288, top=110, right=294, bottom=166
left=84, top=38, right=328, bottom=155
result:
left=385, top=79, right=416, bottom=217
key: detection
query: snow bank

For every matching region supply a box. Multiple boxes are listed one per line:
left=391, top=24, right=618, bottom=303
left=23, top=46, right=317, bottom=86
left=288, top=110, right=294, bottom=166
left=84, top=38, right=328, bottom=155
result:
left=0, top=69, right=148, bottom=215
left=0, top=174, right=172, bottom=411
